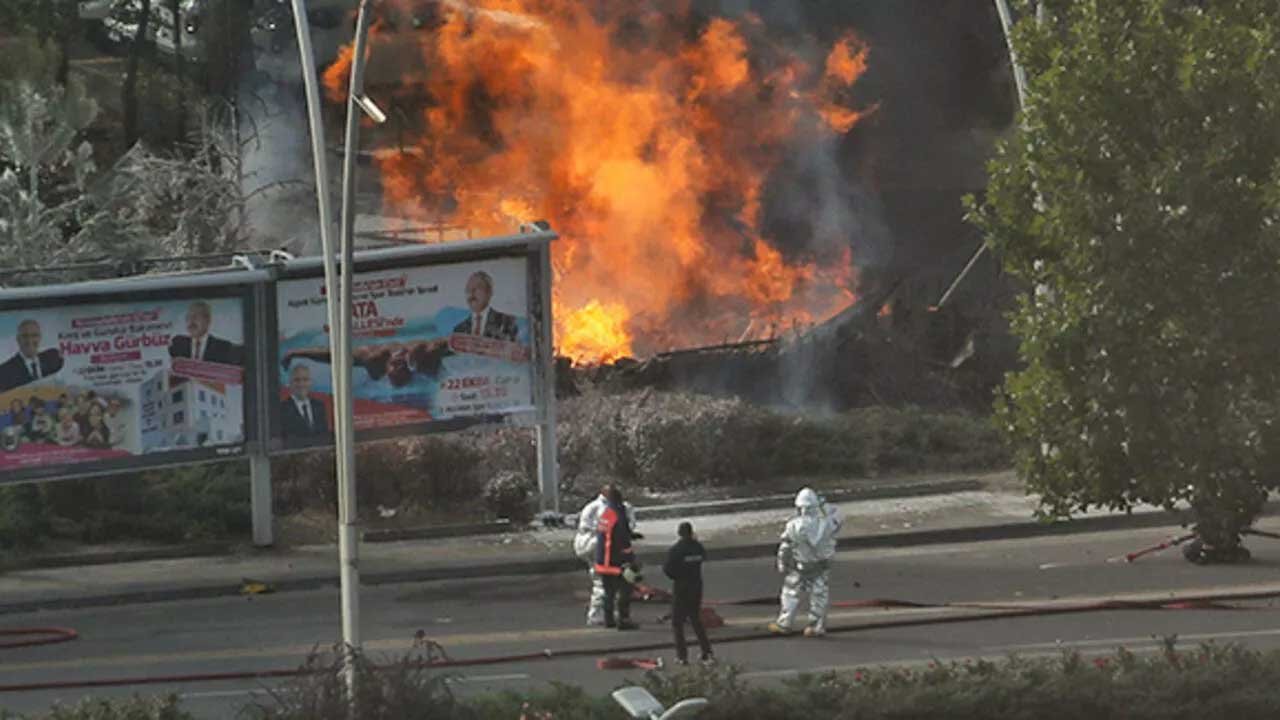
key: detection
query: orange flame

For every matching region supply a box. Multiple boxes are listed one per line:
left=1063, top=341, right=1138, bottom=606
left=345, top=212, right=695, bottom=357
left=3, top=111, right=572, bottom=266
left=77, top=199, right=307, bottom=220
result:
left=341, top=2, right=871, bottom=363
left=555, top=299, right=633, bottom=365
left=322, top=43, right=354, bottom=104
left=818, top=35, right=872, bottom=134
left=825, top=34, right=869, bottom=86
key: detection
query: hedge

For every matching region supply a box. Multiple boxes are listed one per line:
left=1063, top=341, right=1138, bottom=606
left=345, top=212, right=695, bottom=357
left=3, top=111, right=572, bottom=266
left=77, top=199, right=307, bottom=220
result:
left=0, top=391, right=1008, bottom=551
left=10, top=642, right=1280, bottom=719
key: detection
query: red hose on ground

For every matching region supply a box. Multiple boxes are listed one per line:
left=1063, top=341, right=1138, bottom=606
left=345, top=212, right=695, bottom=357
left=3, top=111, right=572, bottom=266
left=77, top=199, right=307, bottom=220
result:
left=1123, top=533, right=1198, bottom=563
left=0, top=627, right=78, bottom=649
left=2, top=587, right=1279, bottom=693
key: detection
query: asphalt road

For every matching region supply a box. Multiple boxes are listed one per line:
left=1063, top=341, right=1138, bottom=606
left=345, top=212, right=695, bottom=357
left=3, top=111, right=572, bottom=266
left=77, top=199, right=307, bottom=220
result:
left=4, top=521, right=1280, bottom=718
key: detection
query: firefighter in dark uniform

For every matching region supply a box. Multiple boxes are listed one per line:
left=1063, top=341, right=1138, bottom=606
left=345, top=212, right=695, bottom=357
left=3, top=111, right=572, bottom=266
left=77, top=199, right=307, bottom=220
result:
left=663, top=521, right=714, bottom=665
left=594, top=487, right=639, bottom=631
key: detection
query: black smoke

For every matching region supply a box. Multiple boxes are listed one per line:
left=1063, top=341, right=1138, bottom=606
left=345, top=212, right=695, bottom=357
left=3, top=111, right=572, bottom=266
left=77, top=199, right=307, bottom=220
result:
left=697, top=0, right=1015, bottom=285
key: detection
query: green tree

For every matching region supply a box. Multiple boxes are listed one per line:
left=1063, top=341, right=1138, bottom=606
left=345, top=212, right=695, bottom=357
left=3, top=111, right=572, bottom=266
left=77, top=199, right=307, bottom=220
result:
left=971, top=0, right=1280, bottom=554
left=0, top=0, right=80, bottom=83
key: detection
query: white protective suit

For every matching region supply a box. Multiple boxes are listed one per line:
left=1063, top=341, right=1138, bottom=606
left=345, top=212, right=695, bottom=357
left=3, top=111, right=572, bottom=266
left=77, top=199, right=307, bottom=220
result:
left=772, top=487, right=842, bottom=636
left=573, top=493, right=638, bottom=626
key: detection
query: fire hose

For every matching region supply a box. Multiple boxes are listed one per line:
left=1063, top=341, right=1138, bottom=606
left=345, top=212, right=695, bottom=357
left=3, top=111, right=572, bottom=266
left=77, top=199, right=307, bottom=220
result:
left=3, top=586, right=1280, bottom=693
left=1123, top=527, right=1280, bottom=563
left=0, top=627, right=78, bottom=650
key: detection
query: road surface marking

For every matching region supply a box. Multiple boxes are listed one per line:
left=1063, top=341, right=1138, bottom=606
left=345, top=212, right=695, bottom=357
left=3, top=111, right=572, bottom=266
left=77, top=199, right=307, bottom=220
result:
left=987, top=625, right=1280, bottom=652
left=446, top=673, right=532, bottom=684
left=0, top=609, right=975, bottom=674
left=4, top=582, right=1279, bottom=675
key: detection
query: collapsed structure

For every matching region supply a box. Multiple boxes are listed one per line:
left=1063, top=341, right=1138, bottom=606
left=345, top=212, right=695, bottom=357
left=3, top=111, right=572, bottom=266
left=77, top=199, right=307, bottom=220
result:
left=323, top=1, right=1018, bottom=406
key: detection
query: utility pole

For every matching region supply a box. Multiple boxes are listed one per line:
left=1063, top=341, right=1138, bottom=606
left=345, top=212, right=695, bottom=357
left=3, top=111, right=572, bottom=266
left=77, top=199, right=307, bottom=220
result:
left=935, top=0, right=1036, bottom=309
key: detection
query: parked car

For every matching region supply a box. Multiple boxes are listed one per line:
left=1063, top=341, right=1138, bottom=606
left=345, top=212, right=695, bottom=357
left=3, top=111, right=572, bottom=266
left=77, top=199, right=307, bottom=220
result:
left=249, top=1, right=348, bottom=58
left=78, top=0, right=116, bottom=21
left=96, top=0, right=207, bottom=62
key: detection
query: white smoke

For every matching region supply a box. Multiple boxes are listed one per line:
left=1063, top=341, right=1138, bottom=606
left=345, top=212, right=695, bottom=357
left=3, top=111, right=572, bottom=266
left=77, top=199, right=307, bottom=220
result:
left=238, top=61, right=322, bottom=255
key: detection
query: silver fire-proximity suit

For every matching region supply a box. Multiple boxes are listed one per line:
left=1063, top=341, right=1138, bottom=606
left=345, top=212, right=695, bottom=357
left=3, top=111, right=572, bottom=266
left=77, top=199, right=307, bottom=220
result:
left=574, top=493, right=638, bottom=626
left=770, top=487, right=842, bottom=636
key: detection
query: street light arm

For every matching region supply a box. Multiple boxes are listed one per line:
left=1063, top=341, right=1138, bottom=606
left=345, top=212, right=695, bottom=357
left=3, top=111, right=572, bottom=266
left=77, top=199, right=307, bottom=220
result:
left=993, top=0, right=1030, bottom=110
left=934, top=0, right=1038, bottom=310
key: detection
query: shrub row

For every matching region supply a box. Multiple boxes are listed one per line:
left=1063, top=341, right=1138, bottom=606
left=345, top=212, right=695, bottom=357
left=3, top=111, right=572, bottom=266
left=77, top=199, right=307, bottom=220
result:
left=272, top=391, right=1007, bottom=520
left=0, top=391, right=1008, bottom=551
left=556, top=391, right=1007, bottom=491
left=0, top=463, right=250, bottom=552
left=9, top=642, right=1280, bottom=719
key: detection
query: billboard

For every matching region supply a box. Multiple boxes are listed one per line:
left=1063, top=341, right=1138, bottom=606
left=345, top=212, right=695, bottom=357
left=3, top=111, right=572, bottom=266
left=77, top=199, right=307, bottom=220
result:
left=0, top=287, right=255, bottom=482
left=272, top=255, right=537, bottom=448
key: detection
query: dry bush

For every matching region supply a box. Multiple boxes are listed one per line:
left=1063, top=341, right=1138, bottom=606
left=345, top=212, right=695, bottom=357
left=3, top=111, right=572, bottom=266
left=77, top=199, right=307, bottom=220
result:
left=263, top=392, right=1007, bottom=523
left=482, top=470, right=535, bottom=523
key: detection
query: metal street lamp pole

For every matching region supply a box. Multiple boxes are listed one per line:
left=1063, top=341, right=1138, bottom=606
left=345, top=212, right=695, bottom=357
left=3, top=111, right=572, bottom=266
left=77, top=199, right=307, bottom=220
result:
left=286, top=0, right=337, bottom=298
left=935, top=0, right=1035, bottom=310
left=287, top=0, right=375, bottom=702
left=332, top=0, right=380, bottom=696
left=993, top=0, right=1029, bottom=110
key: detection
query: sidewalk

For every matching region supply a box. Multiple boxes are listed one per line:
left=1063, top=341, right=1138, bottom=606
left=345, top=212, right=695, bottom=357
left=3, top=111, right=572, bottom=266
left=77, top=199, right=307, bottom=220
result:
left=0, top=472, right=1208, bottom=616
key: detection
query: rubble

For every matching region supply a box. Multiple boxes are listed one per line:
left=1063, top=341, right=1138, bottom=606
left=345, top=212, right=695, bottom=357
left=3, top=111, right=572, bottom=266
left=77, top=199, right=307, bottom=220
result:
left=559, top=276, right=996, bottom=411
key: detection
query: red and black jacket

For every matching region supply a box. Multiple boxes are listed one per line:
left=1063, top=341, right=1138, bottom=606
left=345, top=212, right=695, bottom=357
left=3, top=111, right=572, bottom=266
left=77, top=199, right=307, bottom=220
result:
left=593, top=501, right=635, bottom=576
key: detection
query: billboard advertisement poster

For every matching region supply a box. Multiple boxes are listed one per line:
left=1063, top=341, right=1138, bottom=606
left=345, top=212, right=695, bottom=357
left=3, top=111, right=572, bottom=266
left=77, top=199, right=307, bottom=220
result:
left=0, top=298, right=247, bottom=475
left=275, top=257, right=534, bottom=442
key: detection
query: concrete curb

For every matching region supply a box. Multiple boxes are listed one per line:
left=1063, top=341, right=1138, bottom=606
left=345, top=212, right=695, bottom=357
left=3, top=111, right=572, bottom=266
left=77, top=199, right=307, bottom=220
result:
left=4, top=478, right=973, bottom=568
left=0, top=543, right=236, bottom=574
left=364, top=519, right=513, bottom=543
left=0, top=507, right=1193, bottom=617
left=631, top=478, right=983, bottom=522
left=360, top=478, right=984, bottom=543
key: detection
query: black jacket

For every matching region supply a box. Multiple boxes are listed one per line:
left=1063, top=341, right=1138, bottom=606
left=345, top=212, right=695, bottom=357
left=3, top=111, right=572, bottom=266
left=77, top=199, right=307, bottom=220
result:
left=453, top=308, right=519, bottom=342
left=0, top=350, right=63, bottom=392
left=280, top=396, right=329, bottom=438
left=169, top=335, right=243, bottom=365
left=663, top=537, right=706, bottom=601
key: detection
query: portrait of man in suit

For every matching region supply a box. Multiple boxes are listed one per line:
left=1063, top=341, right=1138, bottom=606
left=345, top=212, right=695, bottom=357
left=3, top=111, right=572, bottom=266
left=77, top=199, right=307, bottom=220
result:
left=0, top=319, right=64, bottom=393
left=280, top=364, right=329, bottom=438
left=168, top=301, right=244, bottom=366
left=452, top=271, right=519, bottom=342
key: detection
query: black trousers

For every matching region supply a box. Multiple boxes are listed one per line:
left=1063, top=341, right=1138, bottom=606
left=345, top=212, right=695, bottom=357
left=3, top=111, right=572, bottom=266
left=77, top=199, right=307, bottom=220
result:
left=672, top=595, right=712, bottom=661
left=601, top=573, right=632, bottom=626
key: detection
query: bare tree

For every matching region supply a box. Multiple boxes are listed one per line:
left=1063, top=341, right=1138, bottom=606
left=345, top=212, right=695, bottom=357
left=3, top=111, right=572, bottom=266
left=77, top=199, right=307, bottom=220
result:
left=0, top=63, right=103, bottom=282
left=105, top=104, right=266, bottom=257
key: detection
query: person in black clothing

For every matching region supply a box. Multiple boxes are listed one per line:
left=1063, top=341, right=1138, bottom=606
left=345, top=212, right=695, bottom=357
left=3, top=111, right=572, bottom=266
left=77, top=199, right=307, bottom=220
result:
left=663, top=521, right=714, bottom=665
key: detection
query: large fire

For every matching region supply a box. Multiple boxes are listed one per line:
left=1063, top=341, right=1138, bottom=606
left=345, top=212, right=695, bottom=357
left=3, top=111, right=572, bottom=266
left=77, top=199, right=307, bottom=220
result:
left=324, top=1, right=871, bottom=363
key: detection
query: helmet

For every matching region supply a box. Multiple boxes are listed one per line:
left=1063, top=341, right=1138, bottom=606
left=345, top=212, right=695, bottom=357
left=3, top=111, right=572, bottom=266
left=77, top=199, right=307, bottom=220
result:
left=794, top=487, right=820, bottom=509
